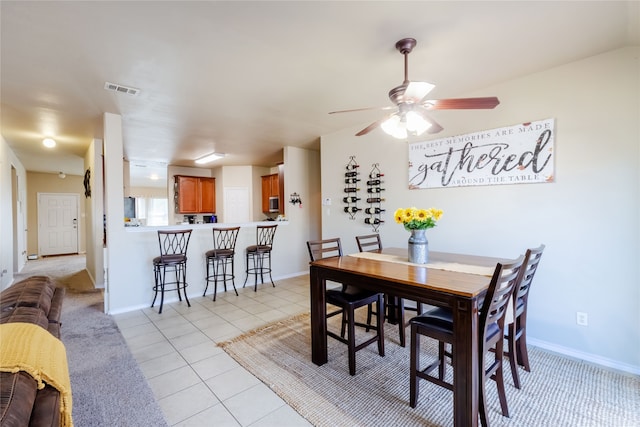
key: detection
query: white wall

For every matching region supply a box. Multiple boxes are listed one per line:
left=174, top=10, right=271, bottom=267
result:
left=0, top=136, right=27, bottom=290
left=84, top=138, right=104, bottom=288
left=103, top=113, right=125, bottom=313
left=320, top=47, right=639, bottom=373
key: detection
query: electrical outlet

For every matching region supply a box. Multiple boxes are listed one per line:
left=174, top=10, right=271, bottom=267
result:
left=576, top=312, right=588, bottom=326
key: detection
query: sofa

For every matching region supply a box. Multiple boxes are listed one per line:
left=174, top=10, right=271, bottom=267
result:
left=0, top=275, right=66, bottom=427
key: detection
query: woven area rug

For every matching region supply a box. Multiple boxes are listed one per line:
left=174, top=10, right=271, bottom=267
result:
left=219, top=313, right=640, bottom=427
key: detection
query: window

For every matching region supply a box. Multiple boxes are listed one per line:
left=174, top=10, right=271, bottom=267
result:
left=135, top=198, right=168, bottom=226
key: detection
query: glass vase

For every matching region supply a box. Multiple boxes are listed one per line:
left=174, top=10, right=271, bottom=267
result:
left=408, top=229, right=429, bottom=264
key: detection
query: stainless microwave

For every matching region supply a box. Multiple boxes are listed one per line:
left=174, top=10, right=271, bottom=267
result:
left=268, top=196, right=279, bottom=212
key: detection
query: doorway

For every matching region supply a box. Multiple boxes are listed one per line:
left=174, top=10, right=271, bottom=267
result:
left=37, top=193, right=80, bottom=256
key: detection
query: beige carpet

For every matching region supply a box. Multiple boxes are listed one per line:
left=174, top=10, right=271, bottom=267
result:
left=13, top=254, right=95, bottom=293
left=219, top=313, right=640, bottom=427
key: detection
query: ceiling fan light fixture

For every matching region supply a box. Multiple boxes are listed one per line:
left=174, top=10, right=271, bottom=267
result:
left=195, top=152, right=224, bottom=164
left=405, top=111, right=431, bottom=135
left=42, top=138, right=56, bottom=148
left=381, top=112, right=430, bottom=139
left=381, top=114, right=406, bottom=139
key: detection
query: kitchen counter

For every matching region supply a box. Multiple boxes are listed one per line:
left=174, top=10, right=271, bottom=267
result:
left=107, top=220, right=296, bottom=314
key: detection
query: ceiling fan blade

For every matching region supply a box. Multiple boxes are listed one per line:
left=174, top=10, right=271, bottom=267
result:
left=401, top=81, right=435, bottom=103
left=355, top=115, right=392, bottom=136
left=329, top=106, right=394, bottom=115
left=422, top=96, right=500, bottom=110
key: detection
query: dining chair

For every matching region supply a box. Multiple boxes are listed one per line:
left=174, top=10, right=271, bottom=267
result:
left=505, top=244, right=545, bottom=389
left=409, top=255, right=525, bottom=426
left=355, top=233, right=423, bottom=347
left=307, top=238, right=385, bottom=376
left=151, top=229, right=192, bottom=314
left=243, top=224, right=278, bottom=292
left=203, top=226, right=241, bottom=301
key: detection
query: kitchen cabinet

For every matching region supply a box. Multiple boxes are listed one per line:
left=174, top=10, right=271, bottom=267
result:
left=175, top=175, right=216, bottom=213
left=261, top=173, right=283, bottom=214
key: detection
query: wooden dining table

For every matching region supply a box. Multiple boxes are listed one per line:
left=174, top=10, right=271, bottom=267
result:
left=308, top=247, right=511, bottom=427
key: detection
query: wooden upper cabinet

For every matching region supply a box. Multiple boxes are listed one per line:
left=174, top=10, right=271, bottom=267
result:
left=261, top=173, right=282, bottom=214
left=175, top=175, right=216, bottom=213
left=261, top=175, right=272, bottom=213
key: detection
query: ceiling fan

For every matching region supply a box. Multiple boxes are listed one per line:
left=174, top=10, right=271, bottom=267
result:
left=329, top=38, right=500, bottom=138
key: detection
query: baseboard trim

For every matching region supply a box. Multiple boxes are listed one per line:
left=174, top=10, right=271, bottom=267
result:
left=528, top=337, right=640, bottom=376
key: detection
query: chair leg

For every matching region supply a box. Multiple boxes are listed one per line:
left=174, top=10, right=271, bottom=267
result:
left=366, top=303, right=373, bottom=332
left=151, top=266, right=159, bottom=308
left=495, top=361, right=509, bottom=418
left=203, top=258, right=210, bottom=297
left=517, top=319, right=531, bottom=372
left=376, top=295, right=385, bottom=357
left=230, top=257, right=239, bottom=296
left=180, top=262, right=191, bottom=307
left=347, top=307, right=357, bottom=376
left=409, top=323, right=419, bottom=408
left=254, top=253, right=261, bottom=292
left=507, top=323, right=521, bottom=389
left=174, top=265, right=182, bottom=302
left=398, top=298, right=406, bottom=347
left=479, top=375, right=489, bottom=427
left=266, top=252, right=275, bottom=287
left=158, top=265, right=166, bottom=314
left=213, top=259, right=220, bottom=301
left=438, top=341, right=446, bottom=380
left=243, top=252, right=250, bottom=288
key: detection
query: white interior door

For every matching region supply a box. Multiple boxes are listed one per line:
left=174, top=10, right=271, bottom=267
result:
left=38, top=193, right=79, bottom=256
left=223, top=187, right=250, bottom=223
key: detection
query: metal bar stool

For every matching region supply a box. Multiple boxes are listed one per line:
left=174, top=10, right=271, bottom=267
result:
left=204, top=226, right=240, bottom=301
left=151, top=229, right=192, bottom=314
left=243, top=224, right=277, bottom=291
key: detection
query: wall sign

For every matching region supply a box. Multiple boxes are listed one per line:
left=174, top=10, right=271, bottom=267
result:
left=408, top=118, right=555, bottom=189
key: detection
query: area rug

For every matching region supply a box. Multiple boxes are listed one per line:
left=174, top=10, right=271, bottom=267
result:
left=219, top=313, right=640, bottom=427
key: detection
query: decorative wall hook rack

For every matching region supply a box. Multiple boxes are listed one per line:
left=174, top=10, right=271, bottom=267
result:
left=343, top=156, right=361, bottom=219
left=365, top=163, right=385, bottom=231
left=289, top=192, right=302, bottom=206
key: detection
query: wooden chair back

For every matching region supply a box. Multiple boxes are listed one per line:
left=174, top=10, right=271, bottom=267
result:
left=513, top=244, right=545, bottom=316
left=307, top=238, right=343, bottom=262
left=480, top=256, right=525, bottom=347
left=355, top=234, right=382, bottom=252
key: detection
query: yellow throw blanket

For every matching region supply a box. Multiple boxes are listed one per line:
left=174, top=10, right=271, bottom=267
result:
left=0, top=322, right=73, bottom=427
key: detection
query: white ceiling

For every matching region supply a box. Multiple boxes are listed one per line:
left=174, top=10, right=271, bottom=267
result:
left=2, top=1, right=638, bottom=187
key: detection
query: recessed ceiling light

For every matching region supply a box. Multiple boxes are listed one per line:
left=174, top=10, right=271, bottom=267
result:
left=195, top=153, right=225, bottom=164
left=42, top=138, right=56, bottom=148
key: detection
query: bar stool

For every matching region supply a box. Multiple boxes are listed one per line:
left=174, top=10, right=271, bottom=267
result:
left=243, top=224, right=277, bottom=291
left=151, top=229, right=192, bottom=314
left=204, top=226, right=240, bottom=301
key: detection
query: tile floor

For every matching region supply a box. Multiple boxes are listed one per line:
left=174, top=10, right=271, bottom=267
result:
left=113, top=275, right=315, bottom=426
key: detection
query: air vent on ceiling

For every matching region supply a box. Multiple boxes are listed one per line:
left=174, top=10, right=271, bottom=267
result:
left=104, top=81, right=140, bottom=96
